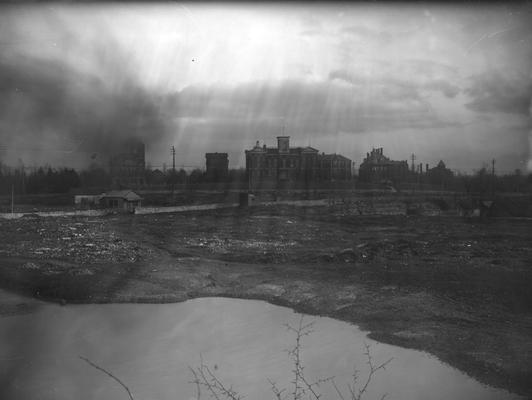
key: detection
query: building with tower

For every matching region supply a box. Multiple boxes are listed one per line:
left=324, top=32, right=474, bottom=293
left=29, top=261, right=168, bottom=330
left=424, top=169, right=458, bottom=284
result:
left=245, top=136, right=352, bottom=189
left=358, top=148, right=409, bottom=184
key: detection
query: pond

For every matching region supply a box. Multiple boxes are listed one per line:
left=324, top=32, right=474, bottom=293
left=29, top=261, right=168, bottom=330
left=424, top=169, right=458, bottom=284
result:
left=0, top=297, right=521, bottom=400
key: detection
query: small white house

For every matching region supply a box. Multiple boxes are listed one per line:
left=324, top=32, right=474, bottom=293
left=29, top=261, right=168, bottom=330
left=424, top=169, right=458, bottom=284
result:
left=99, top=190, right=142, bottom=212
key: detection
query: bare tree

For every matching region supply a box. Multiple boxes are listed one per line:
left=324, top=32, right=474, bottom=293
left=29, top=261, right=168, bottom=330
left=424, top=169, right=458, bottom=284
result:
left=330, top=342, right=392, bottom=400
left=80, top=317, right=392, bottom=400
left=189, top=316, right=393, bottom=400
left=189, top=355, right=243, bottom=400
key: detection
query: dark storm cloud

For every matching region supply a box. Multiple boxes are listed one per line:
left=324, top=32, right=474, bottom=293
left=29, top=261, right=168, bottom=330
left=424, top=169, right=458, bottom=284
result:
left=167, top=79, right=457, bottom=138
left=299, top=29, right=323, bottom=37
left=424, top=79, right=460, bottom=98
left=328, top=69, right=460, bottom=99
left=0, top=13, right=170, bottom=166
left=339, top=22, right=423, bottom=46
left=340, top=25, right=394, bottom=44
left=401, top=59, right=459, bottom=81
left=0, top=58, right=168, bottom=163
left=465, top=70, right=532, bottom=115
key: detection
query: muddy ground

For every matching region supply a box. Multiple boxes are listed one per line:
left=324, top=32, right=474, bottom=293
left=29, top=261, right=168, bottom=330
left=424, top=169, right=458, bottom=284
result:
left=0, top=204, right=531, bottom=397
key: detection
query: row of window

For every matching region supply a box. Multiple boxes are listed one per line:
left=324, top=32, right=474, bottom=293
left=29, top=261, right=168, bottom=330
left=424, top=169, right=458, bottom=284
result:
left=249, top=157, right=350, bottom=168
left=366, top=166, right=406, bottom=173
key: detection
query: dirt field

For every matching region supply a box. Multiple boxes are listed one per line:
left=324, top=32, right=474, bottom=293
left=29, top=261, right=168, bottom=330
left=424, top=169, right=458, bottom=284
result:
left=0, top=204, right=531, bottom=397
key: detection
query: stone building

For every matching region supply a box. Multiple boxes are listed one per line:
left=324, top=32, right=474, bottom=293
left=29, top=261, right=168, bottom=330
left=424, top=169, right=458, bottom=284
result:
left=358, top=148, right=409, bottom=184
left=205, top=153, right=229, bottom=182
left=427, top=160, right=454, bottom=187
left=319, top=153, right=353, bottom=181
left=245, top=136, right=352, bottom=189
left=109, top=139, right=146, bottom=188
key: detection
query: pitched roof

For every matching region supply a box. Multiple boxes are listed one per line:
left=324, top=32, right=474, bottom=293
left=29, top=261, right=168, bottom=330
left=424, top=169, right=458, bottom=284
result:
left=100, top=190, right=142, bottom=201
left=320, top=153, right=352, bottom=161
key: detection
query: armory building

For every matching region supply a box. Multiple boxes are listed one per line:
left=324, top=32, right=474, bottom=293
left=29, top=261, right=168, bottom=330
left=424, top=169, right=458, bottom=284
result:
left=358, top=147, right=409, bottom=184
left=245, top=136, right=352, bottom=189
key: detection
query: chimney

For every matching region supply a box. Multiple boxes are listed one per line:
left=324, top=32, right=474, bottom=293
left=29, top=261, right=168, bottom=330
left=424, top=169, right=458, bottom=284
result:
left=426, top=163, right=429, bottom=172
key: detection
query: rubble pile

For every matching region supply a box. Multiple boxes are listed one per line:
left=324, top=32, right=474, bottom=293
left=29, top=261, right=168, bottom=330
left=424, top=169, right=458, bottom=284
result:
left=0, top=216, right=152, bottom=264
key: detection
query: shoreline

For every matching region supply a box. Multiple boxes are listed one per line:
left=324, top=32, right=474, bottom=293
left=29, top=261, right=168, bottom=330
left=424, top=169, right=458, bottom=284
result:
left=1, top=265, right=529, bottom=399
left=1, top=209, right=531, bottom=397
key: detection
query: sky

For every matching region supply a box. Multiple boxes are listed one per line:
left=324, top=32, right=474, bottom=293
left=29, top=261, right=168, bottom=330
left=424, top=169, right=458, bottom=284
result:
left=0, top=2, right=531, bottom=174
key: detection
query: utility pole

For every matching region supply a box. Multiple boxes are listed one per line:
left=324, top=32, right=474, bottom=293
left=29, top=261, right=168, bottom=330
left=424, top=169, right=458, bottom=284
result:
left=419, top=163, right=422, bottom=189
left=171, top=146, right=176, bottom=197
left=491, top=158, right=495, bottom=197
left=171, top=146, right=176, bottom=172
left=411, top=153, right=416, bottom=191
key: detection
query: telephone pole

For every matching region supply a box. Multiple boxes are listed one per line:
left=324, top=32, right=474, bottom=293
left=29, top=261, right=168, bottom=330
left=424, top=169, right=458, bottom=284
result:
left=170, top=146, right=176, bottom=197
left=491, top=158, right=495, bottom=197
left=171, top=146, right=176, bottom=172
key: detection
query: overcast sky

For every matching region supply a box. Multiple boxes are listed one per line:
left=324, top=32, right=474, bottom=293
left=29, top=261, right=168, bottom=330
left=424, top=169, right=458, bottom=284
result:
left=0, top=2, right=531, bottom=173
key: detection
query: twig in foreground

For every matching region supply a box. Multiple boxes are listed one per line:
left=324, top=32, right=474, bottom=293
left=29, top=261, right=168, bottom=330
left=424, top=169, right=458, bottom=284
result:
left=79, top=356, right=135, bottom=400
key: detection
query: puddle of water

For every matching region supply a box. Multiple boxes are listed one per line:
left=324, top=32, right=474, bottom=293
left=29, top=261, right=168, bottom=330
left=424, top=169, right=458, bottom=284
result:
left=0, top=297, right=521, bottom=400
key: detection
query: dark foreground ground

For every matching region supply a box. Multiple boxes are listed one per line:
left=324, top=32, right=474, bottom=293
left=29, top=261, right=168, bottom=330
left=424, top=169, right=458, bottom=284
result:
left=0, top=205, right=531, bottom=397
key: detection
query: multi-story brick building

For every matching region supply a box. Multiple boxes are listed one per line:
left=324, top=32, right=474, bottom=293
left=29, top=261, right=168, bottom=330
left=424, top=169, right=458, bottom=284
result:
left=427, top=160, right=454, bottom=187
left=245, top=136, right=352, bottom=189
left=109, top=139, right=146, bottom=188
left=358, top=147, right=408, bottom=184
left=319, top=153, right=353, bottom=181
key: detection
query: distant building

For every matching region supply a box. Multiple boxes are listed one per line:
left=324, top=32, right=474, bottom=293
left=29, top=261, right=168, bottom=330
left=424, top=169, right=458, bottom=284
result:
left=109, top=139, right=146, bottom=188
left=358, top=148, right=409, bottom=184
left=99, top=190, right=142, bottom=212
left=319, top=153, right=352, bottom=181
left=427, top=160, right=454, bottom=187
left=205, top=153, right=229, bottom=182
left=245, top=136, right=352, bottom=189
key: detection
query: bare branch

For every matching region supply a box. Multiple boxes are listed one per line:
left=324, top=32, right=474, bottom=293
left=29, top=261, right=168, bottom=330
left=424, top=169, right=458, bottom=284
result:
left=330, top=378, right=346, bottom=400
left=189, top=366, right=203, bottom=400
left=189, top=359, right=243, bottom=400
left=353, top=343, right=393, bottom=400
left=189, top=321, right=392, bottom=400
left=268, top=378, right=287, bottom=400
left=79, top=356, right=134, bottom=400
